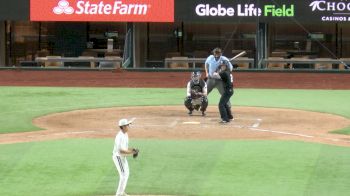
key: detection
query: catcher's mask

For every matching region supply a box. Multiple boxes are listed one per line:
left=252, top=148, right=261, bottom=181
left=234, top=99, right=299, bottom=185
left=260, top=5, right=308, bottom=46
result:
left=191, top=71, right=201, bottom=84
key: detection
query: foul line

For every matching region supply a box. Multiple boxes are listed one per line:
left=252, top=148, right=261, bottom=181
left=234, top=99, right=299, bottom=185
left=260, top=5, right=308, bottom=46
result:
left=249, top=127, right=314, bottom=138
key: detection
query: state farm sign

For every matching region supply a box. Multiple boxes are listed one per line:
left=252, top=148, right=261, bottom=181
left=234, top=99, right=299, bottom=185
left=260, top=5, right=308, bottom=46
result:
left=30, top=0, right=174, bottom=22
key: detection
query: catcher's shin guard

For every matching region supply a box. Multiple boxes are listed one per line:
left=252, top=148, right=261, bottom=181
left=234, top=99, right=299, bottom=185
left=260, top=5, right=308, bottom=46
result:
left=184, top=96, right=194, bottom=111
left=200, top=96, right=208, bottom=112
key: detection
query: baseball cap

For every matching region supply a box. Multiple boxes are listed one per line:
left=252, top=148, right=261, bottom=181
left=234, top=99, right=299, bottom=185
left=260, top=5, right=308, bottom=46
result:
left=118, top=118, right=134, bottom=126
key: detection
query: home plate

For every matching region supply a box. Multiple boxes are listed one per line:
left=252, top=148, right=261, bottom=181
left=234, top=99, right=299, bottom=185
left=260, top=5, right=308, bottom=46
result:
left=183, top=121, right=201, bottom=125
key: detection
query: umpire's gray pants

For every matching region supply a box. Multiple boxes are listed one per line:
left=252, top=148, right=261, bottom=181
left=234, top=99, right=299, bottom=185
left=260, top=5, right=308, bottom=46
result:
left=207, top=78, right=231, bottom=107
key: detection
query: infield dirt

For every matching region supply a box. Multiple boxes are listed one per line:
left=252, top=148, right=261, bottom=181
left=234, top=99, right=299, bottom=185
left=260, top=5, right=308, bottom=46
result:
left=1, top=106, right=350, bottom=147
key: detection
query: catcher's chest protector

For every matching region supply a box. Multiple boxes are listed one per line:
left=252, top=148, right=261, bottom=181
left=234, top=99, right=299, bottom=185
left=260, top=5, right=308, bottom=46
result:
left=190, top=80, right=205, bottom=93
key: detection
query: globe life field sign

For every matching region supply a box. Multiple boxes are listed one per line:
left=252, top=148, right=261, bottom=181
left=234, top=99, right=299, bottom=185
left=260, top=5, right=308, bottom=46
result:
left=30, top=0, right=174, bottom=22
left=194, top=3, right=294, bottom=17
left=176, top=0, right=350, bottom=23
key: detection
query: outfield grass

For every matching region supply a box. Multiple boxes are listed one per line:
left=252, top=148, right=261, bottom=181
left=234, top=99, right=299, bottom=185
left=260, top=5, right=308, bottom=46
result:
left=0, top=87, right=350, bottom=196
left=0, top=87, right=349, bottom=134
left=1, top=139, right=350, bottom=196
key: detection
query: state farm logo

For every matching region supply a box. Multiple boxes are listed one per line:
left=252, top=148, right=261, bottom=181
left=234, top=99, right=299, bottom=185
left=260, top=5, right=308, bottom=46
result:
left=52, top=0, right=150, bottom=15
left=309, top=0, right=350, bottom=11
left=53, top=0, right=74, bottom=14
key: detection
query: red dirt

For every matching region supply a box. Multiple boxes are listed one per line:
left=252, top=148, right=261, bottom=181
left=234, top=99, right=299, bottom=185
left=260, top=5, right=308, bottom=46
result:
left=1, top=106, right=350, bottom=147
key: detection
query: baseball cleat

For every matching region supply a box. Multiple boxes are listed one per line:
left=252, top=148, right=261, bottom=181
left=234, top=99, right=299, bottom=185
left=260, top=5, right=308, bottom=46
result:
left=219, top=120, right=229, bottom=124
left=188, top=110, right=193, bottom=115
left=202, top=111, right=206, bottom=116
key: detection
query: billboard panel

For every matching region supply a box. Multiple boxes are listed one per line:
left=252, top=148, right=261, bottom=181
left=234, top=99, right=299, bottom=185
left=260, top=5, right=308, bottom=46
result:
left=30, top=0, right=174, bottom=22
left=176, top=0, right=350, bottom=23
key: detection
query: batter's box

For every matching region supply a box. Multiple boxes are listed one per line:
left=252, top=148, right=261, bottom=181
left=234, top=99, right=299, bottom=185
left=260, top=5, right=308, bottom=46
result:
left=203, top=116, right=260, bottom=126
left=127, top=115, right=262, bottom=130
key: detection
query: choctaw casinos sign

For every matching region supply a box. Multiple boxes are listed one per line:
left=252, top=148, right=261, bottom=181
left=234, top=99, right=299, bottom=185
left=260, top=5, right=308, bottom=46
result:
left=309, top=0, right=350, bottom=21
left=30, top=0, right=174, bottom=22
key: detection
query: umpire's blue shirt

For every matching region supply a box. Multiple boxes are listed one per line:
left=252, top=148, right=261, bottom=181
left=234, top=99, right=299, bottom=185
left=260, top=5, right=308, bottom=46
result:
left=205, top=55, right=233, bottom=78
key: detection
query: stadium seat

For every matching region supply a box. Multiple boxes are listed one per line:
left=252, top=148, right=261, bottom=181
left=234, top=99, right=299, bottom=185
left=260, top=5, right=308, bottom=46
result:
left=44, top=56, right=63, bottom=67
left=314, top=58, right=334, bottom=70
left=266, top=57, right=288, bottom=69
left=78, top=56, right=96, bottom=68
left=169, top=57, right=189, bottom=69
left=235, top=57, right=250, bottom=69
left=99, top=56, right=121, bottom=68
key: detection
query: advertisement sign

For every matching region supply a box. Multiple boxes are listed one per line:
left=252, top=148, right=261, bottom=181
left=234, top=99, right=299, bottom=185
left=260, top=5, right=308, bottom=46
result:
left=175, top=0, right=350, bottom=23
left=30, top=0, right=174, bottom=22
left=308, top=0, right=350, bottom=22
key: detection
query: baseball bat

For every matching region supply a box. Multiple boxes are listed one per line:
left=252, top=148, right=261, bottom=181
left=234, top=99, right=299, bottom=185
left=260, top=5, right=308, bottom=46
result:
left=229, top=51, right=247, bottom=61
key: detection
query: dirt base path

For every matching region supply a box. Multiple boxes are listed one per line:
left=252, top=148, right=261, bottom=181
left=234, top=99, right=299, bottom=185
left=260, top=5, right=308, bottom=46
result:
left=1, top=106, right=350, bottom=147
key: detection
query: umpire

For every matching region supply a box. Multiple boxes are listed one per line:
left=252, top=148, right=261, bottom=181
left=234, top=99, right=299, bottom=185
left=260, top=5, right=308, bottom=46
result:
left=204, top=48, right=234, bottom=117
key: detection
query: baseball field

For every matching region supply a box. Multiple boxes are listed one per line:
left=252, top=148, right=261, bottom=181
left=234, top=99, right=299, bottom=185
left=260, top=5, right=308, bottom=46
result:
left=0, top=70, right=350, bottom=196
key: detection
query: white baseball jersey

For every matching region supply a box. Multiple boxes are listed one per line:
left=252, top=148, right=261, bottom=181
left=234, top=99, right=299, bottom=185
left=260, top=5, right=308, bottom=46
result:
left=113, top=130, right=129, bottom=158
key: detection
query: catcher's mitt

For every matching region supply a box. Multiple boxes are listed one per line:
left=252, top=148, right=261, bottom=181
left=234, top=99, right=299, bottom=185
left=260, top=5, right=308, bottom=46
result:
left=190, top=90, right=197, bottom=97
left=191, top=89, right=202, bottom=99
left=132, top=148, right=139, bottom=159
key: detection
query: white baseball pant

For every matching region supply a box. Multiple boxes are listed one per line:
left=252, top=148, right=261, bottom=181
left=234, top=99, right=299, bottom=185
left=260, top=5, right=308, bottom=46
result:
left=113, top=156, right=129, bottom=196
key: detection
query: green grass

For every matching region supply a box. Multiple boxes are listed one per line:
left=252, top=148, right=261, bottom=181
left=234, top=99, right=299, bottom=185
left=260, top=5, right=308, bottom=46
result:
left=1, top=139, right=350, bottom=196
left=232, top=89, right=350, bottom=119
left=0, top=87, right=184, bottom=133
left=1, top=87, right=350, bottom=196
left=0, top=87, right=349, bottom=134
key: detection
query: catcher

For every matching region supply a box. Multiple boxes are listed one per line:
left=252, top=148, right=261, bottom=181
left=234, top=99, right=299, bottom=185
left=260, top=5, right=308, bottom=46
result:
left=112, top=118, right=139, bottom=196
left=184, top=71, right=208, bottom=116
